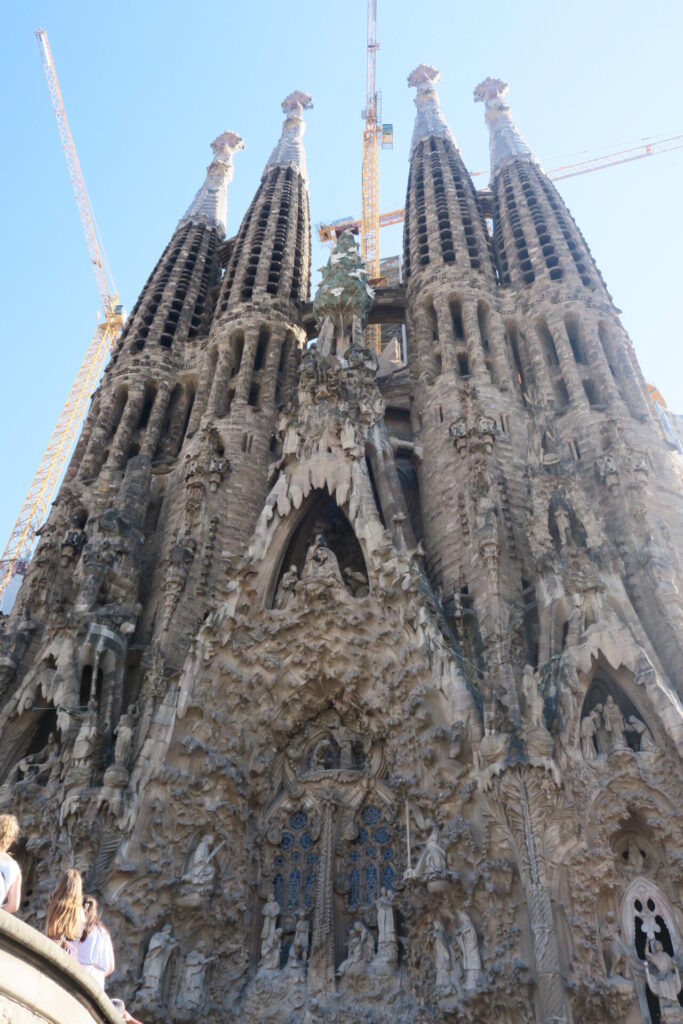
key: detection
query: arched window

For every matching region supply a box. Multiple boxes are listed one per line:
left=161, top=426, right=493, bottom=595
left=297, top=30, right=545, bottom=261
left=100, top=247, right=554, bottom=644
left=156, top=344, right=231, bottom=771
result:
left=272, top=811, right=318, bottom=915
left=621, top=879, right=682, bottom=1022
left=346, top=805, right=397, bottom=911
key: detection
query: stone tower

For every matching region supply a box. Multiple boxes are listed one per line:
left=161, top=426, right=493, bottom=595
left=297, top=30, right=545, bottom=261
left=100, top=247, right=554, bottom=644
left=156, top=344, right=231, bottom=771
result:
left=0, top=66, right=682, bottom=1024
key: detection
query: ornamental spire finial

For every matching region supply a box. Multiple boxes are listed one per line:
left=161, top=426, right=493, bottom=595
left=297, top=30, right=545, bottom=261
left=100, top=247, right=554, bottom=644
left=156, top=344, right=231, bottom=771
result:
left=265, top=91, right=313, bottom=181
left=407, top=64, right=459, bottom=156
left=474, top=78, right=537, bottom=179
left=178, top=131, right=244, bottom=239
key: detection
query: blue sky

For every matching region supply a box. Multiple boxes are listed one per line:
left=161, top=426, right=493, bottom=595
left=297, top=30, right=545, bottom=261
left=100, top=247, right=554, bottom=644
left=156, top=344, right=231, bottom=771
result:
left=1, top=0, right=682, bottom=553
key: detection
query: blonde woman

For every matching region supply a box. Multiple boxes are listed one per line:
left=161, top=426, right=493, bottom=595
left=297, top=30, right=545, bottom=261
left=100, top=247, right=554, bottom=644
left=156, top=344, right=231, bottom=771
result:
left=0, top=814, right=21, bottom=914
left=46, top=869, right=85, bottom=957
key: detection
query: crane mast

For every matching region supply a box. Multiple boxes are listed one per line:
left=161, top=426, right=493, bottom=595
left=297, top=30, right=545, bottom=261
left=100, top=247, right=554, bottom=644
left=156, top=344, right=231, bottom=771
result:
left=361, top=0, right=381, bottom=352
left=0, top=30, right=124, bottom=602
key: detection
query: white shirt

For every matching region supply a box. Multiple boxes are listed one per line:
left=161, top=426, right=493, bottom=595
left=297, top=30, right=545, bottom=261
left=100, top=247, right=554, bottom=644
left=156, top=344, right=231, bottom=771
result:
left=77, top=924, right=115, bottom=989
left=0, top=856, right=21, bottom=907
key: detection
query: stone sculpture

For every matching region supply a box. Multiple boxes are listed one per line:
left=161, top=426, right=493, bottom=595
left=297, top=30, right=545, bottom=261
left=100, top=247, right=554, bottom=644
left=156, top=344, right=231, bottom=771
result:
left=176, top=942, right=217, bottom=1011
left=603, top=696, right=628, bottom=751
left=456, top=911, right=482, bottom=991
left=645, top=940, right=681, bottom=1006
left=375, top=887, right=398, bottom=967
left=137, top=924, right=177, bottom=1007
left=337, top=922, right=375, bottom=977
left=413, top=824, right=448, bottom=882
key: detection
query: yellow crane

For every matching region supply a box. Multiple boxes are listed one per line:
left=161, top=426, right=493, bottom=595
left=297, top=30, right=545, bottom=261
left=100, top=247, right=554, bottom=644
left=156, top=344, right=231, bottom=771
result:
left=361, top=0, right=392, bottom=352
left=0, top=30, right=124, bottom=602
left=319, top=131, right=683, bottom=244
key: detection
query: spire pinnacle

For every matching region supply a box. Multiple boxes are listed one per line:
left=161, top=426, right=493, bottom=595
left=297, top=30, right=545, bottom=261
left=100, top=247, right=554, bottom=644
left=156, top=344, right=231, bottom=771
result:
left=473, top=78, right=537, bottom=179
left=265, top=91, right=313, bottom=181
left=407, top=64, right=458, bottom=155
left=178, top=131, right=244, bottom=239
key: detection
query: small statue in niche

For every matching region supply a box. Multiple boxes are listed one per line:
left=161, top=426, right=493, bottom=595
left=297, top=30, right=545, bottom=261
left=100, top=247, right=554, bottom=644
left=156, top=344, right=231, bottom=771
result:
left=259, top=927, right=283, bottom=971
left=182, top=834, right=221, bottom=891
left=412, top=823, right=448, bottom=882
left=71, top=698, right=99, bottom=769
left=521, top=664, right=546, bottom=730
left=456, top=911, right=482, bottom=992
left=375, top=887, right=398, bottom=967
left=286, top=909, right=310, bottom=974
left=600, top=912, right=630, bottom=981
left=301, top=534, right=344, bottom=587
left=591, top=704, right=610, bottom=756
left=627, top=715, right=658, bottom=753
left=260, top=889, right=281, bottom=953
left=113, top=706, right=135, bottom=768
left=137, top=924, right=177, bottom=1007
left=580, top=711, right=599, bottom=762
left=603, top=695, right=628, bottom=752
left=176, top=942, right=217, bottom=1011
left=274, top=564, right=299, bottom=610
left=645, top=940, right=682, bottom=1006
left=337, top=921, right=375, bottom=977
left=431, top=920, right=461, bottom=997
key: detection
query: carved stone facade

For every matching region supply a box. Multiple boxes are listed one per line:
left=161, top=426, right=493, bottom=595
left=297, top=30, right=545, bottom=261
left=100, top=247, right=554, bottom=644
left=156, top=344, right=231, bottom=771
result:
left=0, top=70, right=682, bottom=1024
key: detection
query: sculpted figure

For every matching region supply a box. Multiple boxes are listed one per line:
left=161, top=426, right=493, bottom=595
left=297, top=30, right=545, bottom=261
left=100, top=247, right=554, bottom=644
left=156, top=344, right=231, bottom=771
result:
left=600, top=912, right=630, bottom=980
left=414, top=824, right=448, bottom=881
left=176, top=942, right=217, bottom=1010
left=521, top=664, right=545, bottom=729
left=113, top=707, right=134, bottom=767
left=645, top=940, right=682, bottom=1004
left=603, top=695, right=627, bottom=751
left=72, top=699, right=98, bottom=768
left=259, top=927, right=282, bottom=971
left=592, top=704, right=610, bottom=756
left=580, top=713, right=598, bottom=761
left=456, top=911, right=482, bottom=991
left=337, top=922, right=374, bottom=977
left=182, top=834, right=219, bottom=889
left=137, top=924, right=177, bottom=1006
left=627, top=715, right=657, bottom=753
left=274, top=565, right=299, bottom=610
left=301, top=534, right=343, bottom=586
left=431, top=921, right=460, bottom=996
left=260, top=890, right=281, bottom=951
left=287, top=909, right=310, bottom=972
left=376, top=887, right=398, bottom=964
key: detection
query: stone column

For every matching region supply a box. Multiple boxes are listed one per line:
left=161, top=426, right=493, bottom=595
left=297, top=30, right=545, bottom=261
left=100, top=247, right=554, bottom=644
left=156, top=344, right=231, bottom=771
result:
left=141, top=383, right=172, bottom=459
left=582, top=322, right=620, bottom=406
left=433, top=296, right=456, bottom=372
left=547, top=319, right=588, bottom=409
left=111, top=387, right=146, bottom=470
left=208, top=347, right=233, bottom=417
left=260, top=328, right=286, bottom=413
left=235, top=328, right=259, bottom=403
left=462, top=300, right=487, bottom=380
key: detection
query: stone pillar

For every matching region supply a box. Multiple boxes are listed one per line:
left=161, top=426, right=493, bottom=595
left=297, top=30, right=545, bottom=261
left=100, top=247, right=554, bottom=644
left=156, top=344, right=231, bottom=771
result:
left=111, top=387, right=146, bottom=470
left=260, top=328, right=286, bottom=412
left=235, top=328, right=259, bottom=403
left=208, top=347, right=234, bottom=417
left=462, top=300, right=487, bottom=379
left=582, top=322, right=620, bottom=406
left=434, top=296, right=456, bottom=372
left=547, top=320, right=588, bottom=409
left=141, top=384, right=172, bottom=458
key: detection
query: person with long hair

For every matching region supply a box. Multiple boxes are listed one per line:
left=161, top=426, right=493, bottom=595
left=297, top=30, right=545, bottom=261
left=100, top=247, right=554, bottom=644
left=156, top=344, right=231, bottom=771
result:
left=45, top=869, right=85, bottom=957
left=0, top=814, right=21, bottom=914
left=77, top=895, right=115, bottom=990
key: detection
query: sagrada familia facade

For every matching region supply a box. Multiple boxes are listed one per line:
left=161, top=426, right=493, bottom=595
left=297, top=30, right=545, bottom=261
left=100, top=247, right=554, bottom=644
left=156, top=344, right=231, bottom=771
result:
left=0, top=65, right=682, bottom=1024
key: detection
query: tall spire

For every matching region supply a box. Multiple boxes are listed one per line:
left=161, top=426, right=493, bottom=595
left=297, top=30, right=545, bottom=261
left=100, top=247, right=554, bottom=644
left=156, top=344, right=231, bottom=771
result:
left=178, top=131, right=244, bottom=238
left=408, top=64, right=458, bottom=155
left=265, top=91, right=313, bottom=181
left=474, top=78, right=537, bottom=179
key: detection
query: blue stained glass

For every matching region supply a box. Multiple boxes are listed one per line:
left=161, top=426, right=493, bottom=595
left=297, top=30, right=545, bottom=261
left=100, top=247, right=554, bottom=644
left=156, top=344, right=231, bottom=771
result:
left=274, top=855, right=284, bottom=866
left=304, top=870, right=315, bottom=908
left=300, top=832, right=313, bottom=849
left=290, top=812, right=308, bottom=831
left=382, top=864, right=395, bottom=890
left=383, top=848, right=394, bottom=860
left=288, top=868, right=301, bottom=908
left=362, top=806, right=382, bottom=826
left=280, top=833, right=294, bottom=850
left=349, top=850, right=360, bottom=863
left=364, top=863, right=379, bottom=903
left=366, top=847, right=377, bottom=858
left=306, top=853, right=317, bottom=865
left=274, top=874, right=284, bottom=906
left=356, top=828, right=369, bottom=844
left=349, top=868, right=360, bottom=909
left=291, top=851, right=301, bottom=863
left=374, top=828, right=391, bottom=845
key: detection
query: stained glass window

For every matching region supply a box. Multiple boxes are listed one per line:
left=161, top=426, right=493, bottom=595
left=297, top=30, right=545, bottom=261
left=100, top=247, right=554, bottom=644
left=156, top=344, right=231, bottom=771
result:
left=270, top=811, right=318, bottom=915
left=346, top=805, right=397, bottom=909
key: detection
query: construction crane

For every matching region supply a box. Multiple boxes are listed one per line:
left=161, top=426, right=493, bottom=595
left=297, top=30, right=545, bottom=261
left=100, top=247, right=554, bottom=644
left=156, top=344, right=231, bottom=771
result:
left=0, top=30, right=125, bottom=603
left=361, top=0, right=392, bottom=352
left=319, top=131, right=683, bottom=244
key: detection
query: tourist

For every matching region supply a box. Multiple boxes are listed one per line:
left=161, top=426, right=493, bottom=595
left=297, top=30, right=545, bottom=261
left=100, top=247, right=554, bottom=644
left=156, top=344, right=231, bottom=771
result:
left=77, top=895, right=115, bottom=989
left=45, top=869, right=85, bottom=956
left=0, top=814, right=21, bottom=914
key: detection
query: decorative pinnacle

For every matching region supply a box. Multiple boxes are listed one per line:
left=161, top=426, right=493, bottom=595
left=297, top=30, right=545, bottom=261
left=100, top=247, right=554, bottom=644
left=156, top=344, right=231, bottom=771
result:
left=178, top=131, right=244, bottom=239
left=407, top=64, right=458, bottom=156
left=474, top=77, right=537, bottom=179
left=265, top=91, right=313, bottom=180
